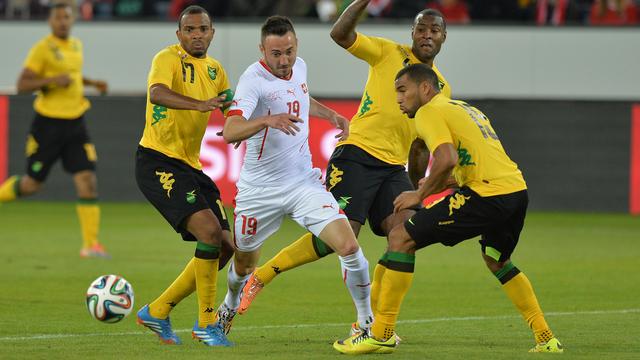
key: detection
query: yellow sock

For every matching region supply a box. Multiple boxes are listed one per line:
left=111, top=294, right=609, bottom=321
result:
left=502, top=272, right=554, bottom=344
left=76, top=200, right=100, bottom=248
left=370, top=263, right=387, bottom=317
left=149, top=258, right=196, bottom=319
left=194, top=241, right=220, bottom=327
left=0, top=175, right=20, bottom=202
left=371, top=266, right=414, bottom=341
left=255, top=233, right=323, bottom=285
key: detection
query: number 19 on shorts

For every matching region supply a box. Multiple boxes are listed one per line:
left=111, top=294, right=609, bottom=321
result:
left=240, top=215, right=258, bottom=235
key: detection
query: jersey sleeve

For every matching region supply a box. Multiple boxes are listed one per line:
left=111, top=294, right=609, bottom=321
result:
left=23, top=42, right=47, bottom=75
left=227, top=70, right=260, bottom=120
left=147, top=49, right=176, bottom=88
left=345, top=33, right=385, bottom=66
left=415, top=106, right=453, bottom=153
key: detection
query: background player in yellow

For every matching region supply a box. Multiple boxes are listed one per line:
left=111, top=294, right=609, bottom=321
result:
left=240, top=1, right=451, bottom=336
left=0, top=2, right=109, bottom=258
left=334, top=64, right=563, bottom=354
left=134, top=5, right=234, bottom=347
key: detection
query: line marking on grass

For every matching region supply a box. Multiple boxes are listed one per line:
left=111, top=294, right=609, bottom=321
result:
left=1, top=308, right=638, bottom=342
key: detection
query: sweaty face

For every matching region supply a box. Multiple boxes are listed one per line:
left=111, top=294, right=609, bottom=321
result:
left=395, top=75, right=422, bottom=119
left=49, top=7, right=73, bottom=39
left=411, top=15, right=446, bottom=63
left=260, top=32, right=297, bottom=79
left=177, top=13, right=214, bottom=58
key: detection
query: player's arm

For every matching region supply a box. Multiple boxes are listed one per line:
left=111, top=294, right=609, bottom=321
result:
left=16, top=68, right=70, bottom=93
left=149, top=83, right=228, bottom=112
left=222, top=113, right=303, bottom=144
left=394, top=143, right=458, bottom=213
left=330, top=0, right=370, bottom=49
left=310, top=97, right=349, bottom=141
left=408, top=138, right=429, bottom=189
left=83, top=77, right=108, bottom=94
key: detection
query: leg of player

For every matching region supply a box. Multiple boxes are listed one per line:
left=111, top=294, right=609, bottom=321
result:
left=482, top=254, right=563, bottom=353
left=319, top=218, right=373, bottom=333
left=0, top=174, right=42, bottom=201
left=73, top=170, right=108, bottom=258
left=334, top=223, right=415, bottom=355
left=186, top=209, right=232, bottom=347
left=217, top=249, right=260, bottom=334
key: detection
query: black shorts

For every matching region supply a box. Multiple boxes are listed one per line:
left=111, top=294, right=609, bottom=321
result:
left=26, top=113, right=96, bottom=182
left=326, top=144, right=417, bottom=236
left=404, top=186, right=529, bottom=262
left=135, top=146, right=230, bottom=241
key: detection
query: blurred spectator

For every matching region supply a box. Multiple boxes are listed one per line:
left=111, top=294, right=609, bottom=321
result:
left=589, top=0, right=638, bottom=25
left=468, top=0, right=522, bottom=20
left=425, top=0, right=470, bottom=24
left=5, top=0, right=30, bottom=19
left=536, top=0, right=582, bottom=25
left=386, top=0, right=428, bottom=18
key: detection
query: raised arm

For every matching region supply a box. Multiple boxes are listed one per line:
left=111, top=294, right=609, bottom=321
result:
left=330, top=0, right=370, bottom=49
left=149, top=83, right=228, bottom=112
left=310, top=97, right=349, bottom=141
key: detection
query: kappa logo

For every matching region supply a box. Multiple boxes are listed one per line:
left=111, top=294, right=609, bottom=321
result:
left=152, top=105, right=168, bottom=126
left=359, top=92, right=373, bottom=116
left=457, top=141, right=476, bottom=166
left=327, top=164, right=344, bottom=191
left=448, top=193, right=471, bottom=216
left=155, top=171, right=175, bottom=198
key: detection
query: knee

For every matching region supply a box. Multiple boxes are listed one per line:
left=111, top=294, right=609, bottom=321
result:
left=387, top=225, right=415, bottom=253
left=482, top=253, right=508, bottom=273
left=336, top=239, right=360, bottom=257
left=196, top=225, right=224, bottom=246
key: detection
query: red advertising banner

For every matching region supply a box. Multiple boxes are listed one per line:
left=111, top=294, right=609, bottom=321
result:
left=200, top=100, right=360, bottom=204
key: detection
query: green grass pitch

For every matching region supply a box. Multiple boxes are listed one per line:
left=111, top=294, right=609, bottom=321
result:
left=0, top=202, right=639, bottom=359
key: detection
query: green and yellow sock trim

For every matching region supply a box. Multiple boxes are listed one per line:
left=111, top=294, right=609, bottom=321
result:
left=195, top=242, right=220, bottom=260
left=378, top=251, right=415, bottom=273
left=311, top=235, right=334, bottom=258
left=494, top=262, right=521, bottom=284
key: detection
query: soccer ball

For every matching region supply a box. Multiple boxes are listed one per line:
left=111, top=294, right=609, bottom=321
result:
left=86, top=275, right=135, bottom=323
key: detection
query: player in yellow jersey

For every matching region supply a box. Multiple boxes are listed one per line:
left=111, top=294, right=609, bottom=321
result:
left=134, top=5, right=234, bottom=347
left=0, top=3, right=109, bottom=258
left=334, top=64, right=564, bottom=354
left=240, top=1, right=451, bottom=336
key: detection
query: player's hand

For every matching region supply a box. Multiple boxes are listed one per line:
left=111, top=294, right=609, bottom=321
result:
left=330, top=112, right=349, bottom=141
left=418, top=177, right=427, bottom=188
left=393, top=190, right=421, bottom=213
left=216, top=130, right=242, bottom=149
left=265, top=114, right=303, bottom=135
left=198, top=95, right=229, bottom=112
left=50, top=74, right=71, bottom=88
left=93, top=80, right=108, bottom=95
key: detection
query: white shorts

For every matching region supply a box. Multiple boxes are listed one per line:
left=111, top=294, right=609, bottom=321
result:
left=233, top=175, right=347, bottom=252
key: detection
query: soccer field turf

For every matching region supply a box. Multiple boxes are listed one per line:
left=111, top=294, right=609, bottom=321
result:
left=0, top=202, right=638, bottom=359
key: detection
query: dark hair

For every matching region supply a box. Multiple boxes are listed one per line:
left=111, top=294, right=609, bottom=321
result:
left=49, top=2, right=72, bottom=14
left=396, top=64, right=440, bottom=92
left=178, top=5, right=212, bottom=29
left=261, top=15, right=295, bottom=41
left=415, top=8, right=446, bottom=29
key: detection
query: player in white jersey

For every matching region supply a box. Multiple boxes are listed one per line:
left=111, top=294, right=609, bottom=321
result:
left=215, top=16, right=373, bottom=340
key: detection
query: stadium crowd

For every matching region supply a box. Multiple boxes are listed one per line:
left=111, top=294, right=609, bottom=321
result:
left=2, top=0, right=639, bottom=25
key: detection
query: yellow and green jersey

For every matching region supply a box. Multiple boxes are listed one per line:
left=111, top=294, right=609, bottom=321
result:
left=338, top=33, right=451, bottom=165
left=415, top=94, right=527, bottom=196
left=23, top=34, right=89, bottom=119
left=140, top=44, right=232, bottom=170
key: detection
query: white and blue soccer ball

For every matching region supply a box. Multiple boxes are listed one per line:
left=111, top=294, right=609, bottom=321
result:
left=86, top=275, right=134, bottom=323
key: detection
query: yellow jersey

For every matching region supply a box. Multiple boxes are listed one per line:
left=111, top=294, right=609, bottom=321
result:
left=23, top=34, right=90, bottom=119
left=139, top=44, right=232, bottom=170
left=338, top=33, right=451, bottom=165
left=415, top=94, right=527, bottom=196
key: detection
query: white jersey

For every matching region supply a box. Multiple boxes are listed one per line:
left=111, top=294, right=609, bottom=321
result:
left=230, top=57, right=314, bottom=188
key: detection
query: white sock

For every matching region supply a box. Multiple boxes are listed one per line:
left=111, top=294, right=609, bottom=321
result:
left=223, top=262, right=250, bottom=310
left=339, top=247, right=373, bottom=328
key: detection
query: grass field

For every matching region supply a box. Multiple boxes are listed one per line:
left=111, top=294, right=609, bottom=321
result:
left=0, top=202, right=639, bottom=359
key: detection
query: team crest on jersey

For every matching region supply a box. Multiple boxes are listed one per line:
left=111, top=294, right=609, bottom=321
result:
left=266, top=91, right=281, bottom=102
left=301, top=83, right=308, bottom=94
left=438, top=80, right=445, bottom=90
left=286, top=88, right=296, bottom=96
left=208, top=65, right=217, bottom=80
